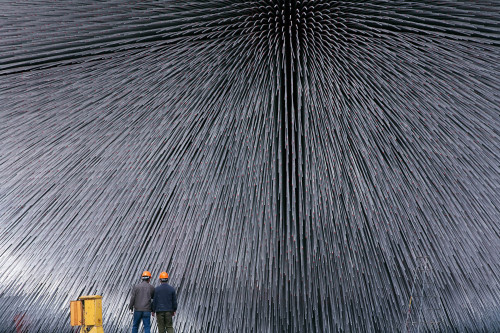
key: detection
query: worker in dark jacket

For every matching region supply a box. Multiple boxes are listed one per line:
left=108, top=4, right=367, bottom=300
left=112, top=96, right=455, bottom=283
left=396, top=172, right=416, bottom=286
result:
left=152, top=272, right=178, bottom=333
left=129, top=271, right=155, bottom=333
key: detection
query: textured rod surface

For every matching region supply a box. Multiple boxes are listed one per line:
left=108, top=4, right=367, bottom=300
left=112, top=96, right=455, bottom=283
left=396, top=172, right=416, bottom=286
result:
left=0, top=1, right=499, bottom=332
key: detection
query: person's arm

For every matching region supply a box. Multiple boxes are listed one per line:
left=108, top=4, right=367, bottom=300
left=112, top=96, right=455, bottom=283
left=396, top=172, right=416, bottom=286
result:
left=172, top=290, right=178, bottom=313
left=152, top=288, right=157, bottom=312
left=129, top=286, right=136, bottom=311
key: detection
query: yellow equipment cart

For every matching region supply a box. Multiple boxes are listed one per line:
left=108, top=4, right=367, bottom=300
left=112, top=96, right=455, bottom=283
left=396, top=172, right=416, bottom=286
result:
left=70, top=295, right=104, bottom=333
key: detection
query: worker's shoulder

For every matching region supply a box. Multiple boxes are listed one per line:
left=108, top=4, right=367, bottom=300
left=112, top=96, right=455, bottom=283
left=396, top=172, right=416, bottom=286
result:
left=165, top=284, right=176, bottom=293
left=136, top=281, right=153, bottom=290
left=156, top=283, right=175, bottom=291
left=154, top=284, right=165, bottom=290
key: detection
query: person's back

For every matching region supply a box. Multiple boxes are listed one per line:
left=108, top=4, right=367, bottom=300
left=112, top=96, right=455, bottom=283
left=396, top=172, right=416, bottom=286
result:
left=153, top=272, right=177, bottom=333
left=129, top=271, right=155, bottom=333
left=130, top=281, right=155, bottom=311
left=153, top=283, right=177, bottom=312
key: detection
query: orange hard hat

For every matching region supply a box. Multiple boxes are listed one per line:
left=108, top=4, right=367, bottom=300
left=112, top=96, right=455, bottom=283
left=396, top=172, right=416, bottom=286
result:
left=141, top=271, right=152, bottom=279
left=159, top=272, right=169, bottom=280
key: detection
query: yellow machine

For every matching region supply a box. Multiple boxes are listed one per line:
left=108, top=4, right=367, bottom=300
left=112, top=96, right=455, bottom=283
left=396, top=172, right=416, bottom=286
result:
left=70, top=295, right=104, bottom=333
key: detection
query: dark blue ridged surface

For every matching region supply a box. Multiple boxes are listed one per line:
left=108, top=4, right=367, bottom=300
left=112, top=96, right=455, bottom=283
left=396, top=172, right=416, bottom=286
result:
left=0, top=1, right=499, bottom=332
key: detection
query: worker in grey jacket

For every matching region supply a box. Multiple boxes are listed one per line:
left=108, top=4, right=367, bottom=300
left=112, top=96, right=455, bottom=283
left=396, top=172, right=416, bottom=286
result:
left=152, top=272, right=177, bottom=333
left=129, top=271, right=155, bottom=333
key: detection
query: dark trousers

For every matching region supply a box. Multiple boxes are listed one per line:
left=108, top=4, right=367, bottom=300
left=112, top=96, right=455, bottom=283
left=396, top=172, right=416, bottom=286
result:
left=156, top=311, right=174, bottom=333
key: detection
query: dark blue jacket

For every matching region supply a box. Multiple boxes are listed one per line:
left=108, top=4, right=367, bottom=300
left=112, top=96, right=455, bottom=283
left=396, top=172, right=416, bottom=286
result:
left=152, top=283, right=177, bottom=312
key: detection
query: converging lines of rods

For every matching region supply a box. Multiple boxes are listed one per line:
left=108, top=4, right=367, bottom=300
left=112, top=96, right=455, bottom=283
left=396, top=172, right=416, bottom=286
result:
left=0, top=1, right=499, bottom=332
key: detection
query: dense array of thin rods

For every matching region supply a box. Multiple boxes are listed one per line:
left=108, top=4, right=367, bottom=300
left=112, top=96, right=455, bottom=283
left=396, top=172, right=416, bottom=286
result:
left=0, top=1, right=499, bottom=332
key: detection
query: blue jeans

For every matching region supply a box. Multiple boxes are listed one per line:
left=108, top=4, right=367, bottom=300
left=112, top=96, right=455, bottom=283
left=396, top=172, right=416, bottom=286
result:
left=132, top=311, right=151, bottom=333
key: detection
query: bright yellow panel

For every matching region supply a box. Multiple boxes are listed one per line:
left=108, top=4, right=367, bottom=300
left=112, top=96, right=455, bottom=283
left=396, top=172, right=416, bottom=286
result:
left=70, top=301, right=83, bottom=326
